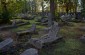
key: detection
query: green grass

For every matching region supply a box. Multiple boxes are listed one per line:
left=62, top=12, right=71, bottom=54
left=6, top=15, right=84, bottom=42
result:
left=59, top=22, right=85, bottom=38
left=40, top=39, right=85, bottom=55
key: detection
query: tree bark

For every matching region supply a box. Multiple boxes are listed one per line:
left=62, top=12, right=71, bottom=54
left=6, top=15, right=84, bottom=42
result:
left=50, top=0, right=56, bottom=21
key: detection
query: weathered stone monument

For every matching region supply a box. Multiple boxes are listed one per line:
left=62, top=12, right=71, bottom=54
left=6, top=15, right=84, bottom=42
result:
left=29, top=22, right=62, bottom=49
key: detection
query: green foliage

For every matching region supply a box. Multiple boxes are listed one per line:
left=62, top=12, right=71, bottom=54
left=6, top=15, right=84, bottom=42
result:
left=7, top=1, right=24, bottom=17
left=81, top=0, right=85, bottom=17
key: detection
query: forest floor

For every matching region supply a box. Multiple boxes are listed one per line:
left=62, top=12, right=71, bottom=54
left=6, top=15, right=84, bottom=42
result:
left=0, top=20, right=85, bottom=55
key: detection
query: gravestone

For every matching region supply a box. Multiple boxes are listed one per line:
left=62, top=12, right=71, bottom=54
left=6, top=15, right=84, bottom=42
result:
left=17, top=24, right=36, bottom=36
left=40, top=22, right=58, bottom=34
left=12, top=20, right=29, bottom=26
left=29, top=22, right=62, bottom=49
left=41, top=18, right=48, bottom=23
left=82, top=17, right=85, bottom=22
left=80, top=35, right=85, bottom=42
left=20, top=48, right=38, bottom=55
left=0, top=21, right=29, bottom=31
left=0, top=25, right=16, bottom=31
left=0, top=38, right=13, bottom=52
left=60, top=14, right=72, bottom=22
left=79, top=27, right=85, bottom=31
left=12, top=20, right=16, bottom=26
left=17, top=22, right=29, bottom=27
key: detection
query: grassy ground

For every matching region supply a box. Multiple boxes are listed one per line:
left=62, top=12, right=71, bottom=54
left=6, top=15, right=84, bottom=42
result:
left=40, top=22, right=85, bottom=55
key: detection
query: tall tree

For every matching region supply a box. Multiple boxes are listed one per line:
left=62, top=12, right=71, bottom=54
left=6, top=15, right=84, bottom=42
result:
left=41, top=0, right=45, bottom=19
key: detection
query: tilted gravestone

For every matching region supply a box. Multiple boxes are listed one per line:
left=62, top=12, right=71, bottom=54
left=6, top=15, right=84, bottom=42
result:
left=29, top=22, right=62, bottom=49
left=0, top=38, right=13, bottom=52
left=40, top=22, right=58, bottom=34
left=60, top=14, right=73, bottom=22
left=20, top=48, right=38, bottom=55
left=41, top=18, right=48, bottom=23
left=80, top=35, right=85, bottom=42
left=79, top=27, right=85, bottom=31
left=17, top=24, right=36, bottom=36
left=12, top=20, right=16, bottom=26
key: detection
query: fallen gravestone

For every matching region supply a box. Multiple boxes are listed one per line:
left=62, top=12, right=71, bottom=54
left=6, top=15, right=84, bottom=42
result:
left=18, top=13, right=35, bottom=20
left=0, top=25, right=17, bottom=31
left=29, top=22, right=62, bottom=49
left=80, top=35, right=85, bottom=42
left=17, top=24, right=36, bottom=36
left=0, top=38, right=13, bottom=52
left=17, top=22, right=29, bottom=27
left=12, top=20, right=30, bottom=27
left=60, top=14, right=72, bottom=22
left=79, top=27, right=85, bottom=31
left=20, top=48, right=38, bottom=55
left=41, top=18, right=48, bottom=23
left=0, top=21, right=29, bottom=31
left=17, top=13, right=28, bottom=19
left=13, top=20, right=24, bottom=25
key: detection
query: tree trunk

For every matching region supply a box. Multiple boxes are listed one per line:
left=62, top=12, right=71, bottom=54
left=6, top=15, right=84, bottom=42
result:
left=41, top=1, right=44, bottom=19
left=50, top=0, right=56, bottom=21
